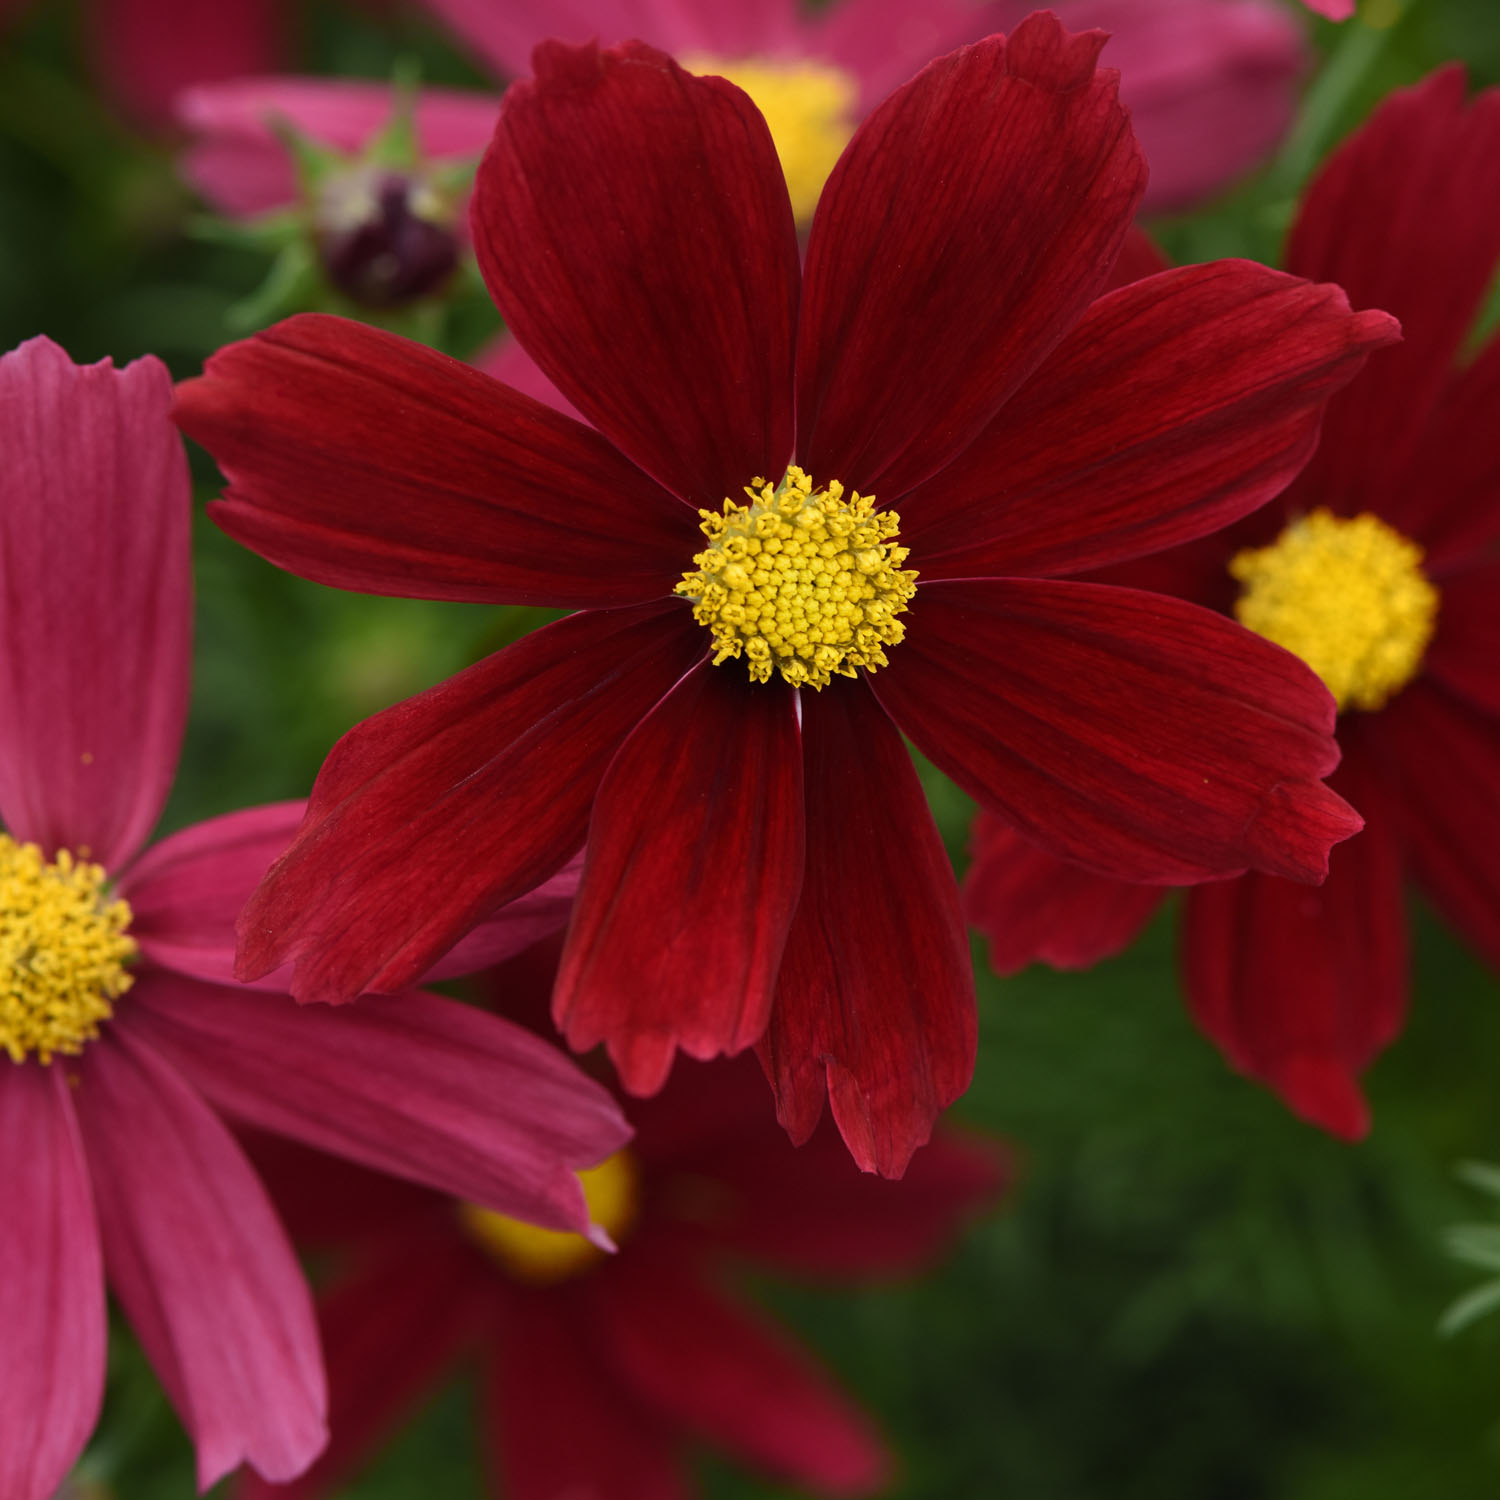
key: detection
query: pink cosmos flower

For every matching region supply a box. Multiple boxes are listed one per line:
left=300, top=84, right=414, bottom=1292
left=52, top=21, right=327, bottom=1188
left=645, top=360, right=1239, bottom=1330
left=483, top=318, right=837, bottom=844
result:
left=1301, top=0, right=1354, bottom=18
left=0, top=337, right=627, bottom=1500
left=179, top=0, right=1305, bottom=220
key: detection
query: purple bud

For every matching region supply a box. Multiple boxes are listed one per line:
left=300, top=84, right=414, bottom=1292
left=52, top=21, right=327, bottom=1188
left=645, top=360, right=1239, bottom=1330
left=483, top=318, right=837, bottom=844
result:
left=315, top=168, right=459, bottom=308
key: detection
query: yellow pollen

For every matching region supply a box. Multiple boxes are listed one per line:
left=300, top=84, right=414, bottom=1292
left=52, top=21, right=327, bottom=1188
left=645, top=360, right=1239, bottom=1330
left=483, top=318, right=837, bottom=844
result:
left=683, top=56, right=857, bottom=222
left=460, top=1149, right=638, bottom=1286
left=0, top=835, right=135, bottom=1065
left=1230, top=509, right=1439, bottom=712
left=676, top=466, right=918, bottom=690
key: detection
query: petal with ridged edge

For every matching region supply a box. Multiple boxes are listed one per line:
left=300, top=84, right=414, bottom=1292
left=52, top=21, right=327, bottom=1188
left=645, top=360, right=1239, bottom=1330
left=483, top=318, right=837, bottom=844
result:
left=872, top=579, right=1360, bottom=884
left=0, top=1065, right=105, bottom=1500
left=795, top=15, right=1145, bottom=502
left=556, top=662, right=803, bottom=1095
left=235, top=604, right=702, bottom=1004
left=0, top=337, right=190, bottom=871
left=759, top=679, right=975, bottom=1178
left=902, top=261, right=1399, bottom=581
left=474, top=39, right=798, bottom=507
left=72, top=1025, right=326, bottom=1490
left=177, top=315, right=698, bottom=609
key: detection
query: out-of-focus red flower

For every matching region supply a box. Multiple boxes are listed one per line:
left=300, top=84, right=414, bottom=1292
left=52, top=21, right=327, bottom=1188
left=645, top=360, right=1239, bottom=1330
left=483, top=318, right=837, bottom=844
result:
left=0, top=337, right=627, bottom=1500
left=966, top=67, right=1500, bottom=1141
left=176, top=20, right=1395, bottom=1176
left=179, top=0, right=1305, bottom=221
left=238, top=942, right=1009, bottom=1500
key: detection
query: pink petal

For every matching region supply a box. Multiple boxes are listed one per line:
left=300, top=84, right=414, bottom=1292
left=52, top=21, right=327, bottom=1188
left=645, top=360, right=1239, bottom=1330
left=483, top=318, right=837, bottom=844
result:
left=1299, top=0, right=1354, bottom=17
left=0, top=1065, right=106, bottom=1500
left=555, top=662, right=804, bottom=1094
left=473, top=39, right=799, bottom=507
left=72, top=1024, right=326, bottom=1489
left=759, top=679, right=975, bottom=1178
left=795, top=16, right=1145, bottom=503
left=471, top=332, right=580, bottom=419
left=125, top=971, right=631, bottom=1234
left=0, top=337, right=190, bottom=870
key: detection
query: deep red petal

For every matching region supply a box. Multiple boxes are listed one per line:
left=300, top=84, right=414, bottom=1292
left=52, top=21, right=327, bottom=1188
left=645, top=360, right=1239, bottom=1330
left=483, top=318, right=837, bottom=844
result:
left=0, top=1066, right=105, bottom=1500
left=484, top=1290, right=689, bottom=1500
left=1283, top=67, right=1500, bottom=524
left=73, top=1025, right=326, bottom=1489
left=873, top=580, right=1359, bottom=883
left=1181, top=757, right=1406, bottom=1140
left=474, top=39, right=798, bottom=506
left=759, top=680, right=975, bottom=1178
left=795, top=15, right=1145, bottom=500
left=1424, top=560, right=1500, bottom=719
left=127, top=972, right=630, bottom=1235
left=963, top=811, right=1167, bottom=974
left=902, top=261, right=1398, bottom=580
left=177, top=314, right=696, bottom=609
left=1101, top=225, right=1170, bottom=291
left=589, top=1242, right=889, bottom=1495
left=240, top=1240, right=481, bottom=1500
left=555, top=663, right=804, bottom=1094
left=235, top=604, right=702, bottom=1003
left=0, top=337, right=190, bottom=870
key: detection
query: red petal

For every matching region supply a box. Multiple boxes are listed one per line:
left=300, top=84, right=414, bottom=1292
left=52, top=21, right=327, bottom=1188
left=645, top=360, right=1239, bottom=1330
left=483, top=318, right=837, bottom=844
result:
left=0, top=1066, right=105, bottom=1500
left=589, top=1242, right=889, bottom=1495
left=127, top=972, right=630, bottom=1235
left=474, top=39, right=798, bottom=505
left=472, top=332, right=580, bottom=419
left=240, top=1240, right=482, bottom=1500
left=235, top=604, right=701, bottom=1003
left=1182, top=756, right=1406, bottom=1140
left=1371, top=682, right=1500, bottom=971
left=873, top=580, right=1359, bottom=883
left=556, top=663, right=803, bottom=1094
left=902, top=261, right=1399, bottom=581
left=1102, top=225, right=1170, bottom=291
left=963, top=811, right=1166, bottom=974
left=1284, top=67, right=1500, bottom=524
left=0, top=337, right=190, bottom=870
left=73, top=1026, right=326, bottom=1489
left=1425, top=560, right=1500, bottom=719
left=177, top=314, right=697, bottom=609
left=484, top=1291, right=689, bottom=1500
left=795, top=15, right=1145, bottom=500
left=759, top=680, right=975, bottom=1177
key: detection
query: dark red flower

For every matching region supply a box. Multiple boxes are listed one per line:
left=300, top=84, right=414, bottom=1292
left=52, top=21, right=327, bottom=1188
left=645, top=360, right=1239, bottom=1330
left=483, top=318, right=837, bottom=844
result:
left=965, top=67, right=1500, bottom=1140
left=236, top=944, right=1009, bottom=1500
left=176, top=18, right=1396, bottom=1175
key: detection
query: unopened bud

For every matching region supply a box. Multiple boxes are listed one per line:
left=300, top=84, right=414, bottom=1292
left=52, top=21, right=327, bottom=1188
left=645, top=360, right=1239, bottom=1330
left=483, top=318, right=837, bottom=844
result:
left=314, top=166, right=458, bottom=309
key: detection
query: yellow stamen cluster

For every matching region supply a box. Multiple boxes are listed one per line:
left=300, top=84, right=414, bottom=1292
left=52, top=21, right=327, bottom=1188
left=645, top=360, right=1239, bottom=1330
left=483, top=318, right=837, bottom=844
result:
left=683, top=57, right=857, bottom=222
left=1230, top=509, right=1439, bottom=713
left=460, top=1150, right=638, bottom=1286
left=0, top=835, right=135, bottom=1064
left=677, top=466, right=918, bottom=690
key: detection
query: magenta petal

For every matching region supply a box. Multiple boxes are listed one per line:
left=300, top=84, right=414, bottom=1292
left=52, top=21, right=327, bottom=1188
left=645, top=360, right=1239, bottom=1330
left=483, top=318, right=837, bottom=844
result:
left=474, top=39, right=799, bottom=505
left=236, top=604, right=703, bottom=1003
left=126, top=972, right=630, bottom=1234
left=873, top=580, right=1359, bottom=884
left=0, top=337, right=190, bottom=869
left=759, top=680, right=976, bottom=1178
left=556, top=662, right=804, bottom=1094
left=0, top=1065, right=105, bottom=1500
left=795, top=16, right=1145, bottom=501
left=177, top=315, right=698, bottom=609
left=72, top=1024, right=326, bottom=1489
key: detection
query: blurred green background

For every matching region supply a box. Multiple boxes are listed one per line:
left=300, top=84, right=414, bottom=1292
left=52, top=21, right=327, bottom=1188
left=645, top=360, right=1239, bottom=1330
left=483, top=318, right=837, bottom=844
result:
left=6, top=0, right=1500, bottom=1495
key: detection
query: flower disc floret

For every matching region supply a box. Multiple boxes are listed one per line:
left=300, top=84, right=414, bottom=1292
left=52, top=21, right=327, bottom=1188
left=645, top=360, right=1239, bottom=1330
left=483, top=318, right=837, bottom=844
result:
left=0, top=834, right=135, bottom=1064
left=1231, top=508, right=1438, bottom=712
left=677, top=466, right=918, bottom=690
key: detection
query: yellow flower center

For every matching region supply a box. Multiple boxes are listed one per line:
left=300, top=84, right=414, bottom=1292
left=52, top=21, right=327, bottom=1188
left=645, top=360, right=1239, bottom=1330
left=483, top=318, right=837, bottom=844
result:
left=460, top=1149, right=638, bottom=1285
left=676, top=466, right=918, bottom=690
left=683, top=56, right=857, bottom=222
left=1230, top=509, right=1438, bottom=712
left=0, top=835, right=135, bottom=1065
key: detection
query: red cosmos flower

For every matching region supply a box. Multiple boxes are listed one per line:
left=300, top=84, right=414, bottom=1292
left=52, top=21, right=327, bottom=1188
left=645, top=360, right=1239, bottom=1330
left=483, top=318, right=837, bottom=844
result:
left=965, top=68, right=1500, bottom=1140
left=175, top=17, right=1397, bottom=1176
left=0, top=337, right=626, bottom=1500
left=237, top=945, right=1007, bottom=1500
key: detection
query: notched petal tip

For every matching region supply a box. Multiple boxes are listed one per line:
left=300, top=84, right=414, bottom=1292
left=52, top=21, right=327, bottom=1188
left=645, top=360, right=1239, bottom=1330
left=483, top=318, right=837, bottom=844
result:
left=1245, top=779, right=1365, bottom=886
left=526, top=35, right=675, bottom=90
left=1004, top=12, right=1111, bottom=92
